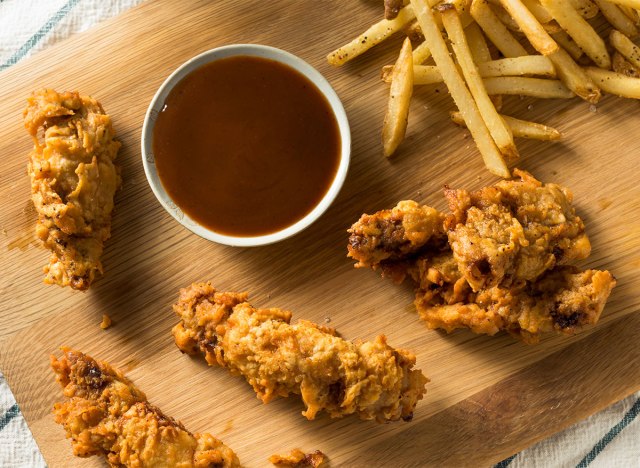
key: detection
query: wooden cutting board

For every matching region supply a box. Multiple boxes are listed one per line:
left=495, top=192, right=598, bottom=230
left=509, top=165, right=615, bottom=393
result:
left=1, top=1, right=639, bottom=466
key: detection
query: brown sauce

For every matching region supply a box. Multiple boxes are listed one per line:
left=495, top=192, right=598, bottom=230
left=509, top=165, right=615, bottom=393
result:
left=153, top=55, right=341, bottom=237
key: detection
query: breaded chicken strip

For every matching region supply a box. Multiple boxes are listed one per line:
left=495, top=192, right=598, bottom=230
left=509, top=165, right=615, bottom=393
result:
left=172, top=283, right=428, bottom=423
left=347, top=200, right=445, bottom=271
left=24, top=89, right=120, bottom=290
left=445, top=169, right=591, bottom=291
left=51, top=348, right=239, bottom=467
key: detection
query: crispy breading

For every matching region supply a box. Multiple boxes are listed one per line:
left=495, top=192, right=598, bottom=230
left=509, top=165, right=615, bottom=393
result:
left=414, top=256, right=616, bottom=343
left=172, top=282, right=428, bottom=423
left=347, top=200, right=445, bottom=271
left=347, top=170, right=616, bottom=343
left=269, top=449, right=327, bottom=467
left=51, top=348, right=239, bottom=467
left=445, top=169, right=591, bottom=291
left=24, top=89, right=120, bottom=290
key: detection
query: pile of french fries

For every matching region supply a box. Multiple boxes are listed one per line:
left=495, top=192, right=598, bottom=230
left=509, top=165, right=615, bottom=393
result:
left=327, top=0, right=640, bottom=178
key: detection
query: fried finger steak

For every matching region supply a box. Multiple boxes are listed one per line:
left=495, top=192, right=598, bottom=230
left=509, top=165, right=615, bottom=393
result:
left=173, top=282, right=428, bottom=422
left=51, top=348, right=239, bottom=467
left=348, top=170, right=616, bottom=343
left=24, top=89, right=120, bottom=290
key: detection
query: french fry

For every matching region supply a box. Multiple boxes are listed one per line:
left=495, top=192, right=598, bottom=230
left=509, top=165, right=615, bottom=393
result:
left=521, top=0, right=554, bottom=23
left=540, top=21, right=564, bottom=35
left=441, top=7, right=518, bottom=159
left=450, top=111, right=562, bottom=140
left=412, top=41, right=432, bottom=64
left=410, top=0, right=509, bottom=177
left=610, top=29, right=640, bottom=69
left=540, top=0, right=611, bottom=69
left=382, top=64, right=442, bottom=84
left=547, top=48, right=601, bottom=102
left=594, top=0, right=639, bottom=37
left=568, top=0, right=600, bottom=19
left=551, top=31, right=584, bottom=60
left=491, top=3, right=523, bottom=31
left=327, top=5, right=416, bottom=66
left=382, top=56, right=556, bottom=84
left=382, top=38, right=414, bottom=157
left=601, top=0, right=640, bottom=9
left=465, top=22, right=492, bottom=63
left=616, top=4, right=640, bottom=21
left=612, top=51, right=640, bottom=76
left=478, top=56, right=556, bottom=77
left=585, top=66, right=640, bottom=98
left=483, top=77, right=575, bottom=98
left=498, top=0, right=559, bottom=54
left=471, top=0, right=528, bottom=57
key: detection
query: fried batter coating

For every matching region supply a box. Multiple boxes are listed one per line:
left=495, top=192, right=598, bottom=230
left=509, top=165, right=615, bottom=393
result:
left=445, top=169, right=591, bottom=291
left=347, top=200, right=445, bottom=270
left=172, top=282, right=428, bottom=423
left=347, top=171, right=616, bottom=343
left=414, top=256, right=616, bottom=343
left=24, top=89, right=120, bottom=290
left=269, top=449, right=327, bottom=467
left=51, top=348, right=239, bottom=467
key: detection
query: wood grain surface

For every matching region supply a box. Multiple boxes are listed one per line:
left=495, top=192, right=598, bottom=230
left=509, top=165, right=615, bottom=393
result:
left=0, top=1, right=639, bottom=466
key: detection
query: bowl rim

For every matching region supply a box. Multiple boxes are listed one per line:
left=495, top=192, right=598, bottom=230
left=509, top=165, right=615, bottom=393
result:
left=141, top=44, right=351, bottom=247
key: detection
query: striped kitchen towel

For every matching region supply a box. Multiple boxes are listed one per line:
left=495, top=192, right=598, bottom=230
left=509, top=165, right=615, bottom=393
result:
left=0, top=1, right=638, bottom=467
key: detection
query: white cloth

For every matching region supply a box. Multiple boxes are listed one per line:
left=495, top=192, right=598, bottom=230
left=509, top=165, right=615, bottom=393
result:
left=0, top=1, right=638, bottom=466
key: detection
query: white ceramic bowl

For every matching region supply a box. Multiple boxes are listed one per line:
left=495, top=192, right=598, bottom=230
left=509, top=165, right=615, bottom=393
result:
left=141, top=44, right=350, bottom=247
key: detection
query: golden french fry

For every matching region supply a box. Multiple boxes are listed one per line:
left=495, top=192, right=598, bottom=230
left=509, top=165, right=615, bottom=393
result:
left=585, top=66, right=640, bottom=98
left=478, top=56, right=556, bottom=77
left=408, top=65, right=442, bottom=83
left=442, top=7, right=518, bottom=159
left=483, top=77, right=575, bottom=98
left=547, top=48, right=601, bottom=103
left=551, top=31, right=584, bottom=60
left=541, top=21, right=564, bottom=34
left=612, top=51, right=640, bottom=76
left=411, top=0, right=509, bottom=177
left=381, top=64, right=441, bottom=84
left=616, top=4, right=640, bottom=21
left=450, top=111, right=562, bottom=140
left=471, top=0, right=528, bottom=57
left=521, top=0, right=554, bottom=22
left=491, top=3, right=523, bottom=31
left=382, top=56, right=556, bottom=84
left=412, top=41, right=432, bottom=64
left=465, top=22, right=492, bottom=63
left=327, top=5, right=416, bottom=66
left=540, top=0, right=611, bottom=69
left=610, top=29, right=640, bottom=69
left=594, top=0, right=639, bottom=37
left=601, top=0, right=640, bottom=9
left=382, top=38, right=414, bottom=157
left=568, top=0, right=600, bottom=18
left=499, top=0, right=559, bottom=54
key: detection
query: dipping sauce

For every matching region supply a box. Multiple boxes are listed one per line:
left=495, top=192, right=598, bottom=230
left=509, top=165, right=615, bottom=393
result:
left=153, top=55, right=341, bottom=237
